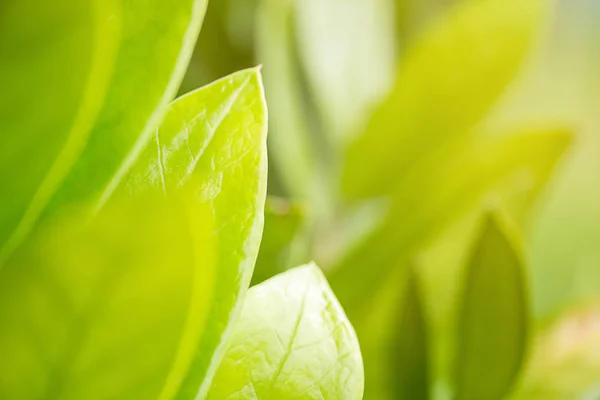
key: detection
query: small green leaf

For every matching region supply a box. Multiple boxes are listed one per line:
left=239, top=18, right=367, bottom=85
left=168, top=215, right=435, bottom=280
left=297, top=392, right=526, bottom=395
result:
left=0, top=196, right=217, bottom=400
left=207, top=263, right=364, bottom=400
left=119, top=68, right=269, bottom=398
left=455, top=215, right=529, bottom=400
left=393, top=267, right=430, bottom=399
left=343, top=0, right=545, bottom=198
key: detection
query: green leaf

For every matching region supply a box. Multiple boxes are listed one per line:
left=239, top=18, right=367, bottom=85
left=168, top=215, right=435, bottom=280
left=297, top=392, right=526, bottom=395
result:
left=0, top=0, right=119, bottom=261
left=252, top=197, right=303, bottom=286
left=331, top=128, right=571, bottom=315
left=0, top=67, right=268, bottom=399
left=333, top=129, right=569, bottom=400
left=392, top=267, right=430, bottom=399
left=343, top=0, right=545, bottom=199
left=207, top=263, right=364, bottom=400
left=119, top=68, right=269, bottom=398
left=0, top=0, right=208, bottom=264
left=0, top=196, right=217, bottom=400
left=455, top=214, right=529, bottom=400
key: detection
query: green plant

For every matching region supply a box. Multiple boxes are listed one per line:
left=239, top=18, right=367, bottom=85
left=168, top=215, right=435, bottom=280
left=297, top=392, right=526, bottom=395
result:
left=182, top=0, right=600, bottom=398
left=0, top=1, right=363, bottom=399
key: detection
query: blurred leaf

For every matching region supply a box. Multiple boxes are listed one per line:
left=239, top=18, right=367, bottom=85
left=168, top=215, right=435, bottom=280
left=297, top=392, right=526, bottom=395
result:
left=252, top=197, right=303, bottom=286
left=256, top=0, right=313, bottom=197
left=119, top=68, right=269, bottom=398
left=333, top=128, right=570, bottom=399
left=394, top=0, right=458, bottom=45
left=207, top=263, right=364, bottom=399
left=332, top=128, right=571, bottom=314
left=0, top=0, right=208, bottom=264
left=455, top=214, right=529, bottom=400
left=512, top=304, right=600, bottom=399
left=343, top=0, right=545, bottom=199
left=0, top=197, right=217, bottom=400
left=294, top=0, right=396, bottom=144
left=0, top=0, right=119, bottom=260
left=392, top=267, right=431, bottom=399
left=180, top=0, right=257, bottom=93
left=256, top=0, right=331, bottom=220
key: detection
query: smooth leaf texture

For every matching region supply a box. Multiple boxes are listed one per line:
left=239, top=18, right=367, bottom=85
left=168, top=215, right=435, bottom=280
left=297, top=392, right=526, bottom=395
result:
left=392, top=267, right=430, bottom=399
left=0, top=0, right=208, bottom=264
left=0, top=0, right=119, bottom=261
left=207, top=263, right=364, bottom=400
left=0, top=197, right=217, bottom=400
left=455, top=215, right=529, bottom=400
left=343, top=0, right=544, bottom=198
left=118, top=68, right=269, bottom=398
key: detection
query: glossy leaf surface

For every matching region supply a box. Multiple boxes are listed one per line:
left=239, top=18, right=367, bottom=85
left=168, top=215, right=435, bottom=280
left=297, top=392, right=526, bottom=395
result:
left=455, top=215, right=529, bottom=400
left=119, top=68, right=269, bottom=398
left=208, top=263, right=364, bottom=399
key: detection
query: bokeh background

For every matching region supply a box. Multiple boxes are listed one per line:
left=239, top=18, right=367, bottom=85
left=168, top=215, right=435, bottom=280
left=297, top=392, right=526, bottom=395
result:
left=179, top=0, right=600, bottom=398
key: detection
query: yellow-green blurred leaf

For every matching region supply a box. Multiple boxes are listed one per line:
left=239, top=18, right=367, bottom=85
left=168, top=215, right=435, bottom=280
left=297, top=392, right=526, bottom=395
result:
left=454, top=215, right=529, bottom=400
left=0, top=197, right=216, bottom=400
left=332, top=128, right=571, bottom=314
left=0, top=0, right=119, bottom=260
left=343, top=0, right=544, bottom=198
left=208, top=263, right=364, bottom=400
left=333, top=128, right=569, bottom=399
left=0, top=0, right=208, bottom=264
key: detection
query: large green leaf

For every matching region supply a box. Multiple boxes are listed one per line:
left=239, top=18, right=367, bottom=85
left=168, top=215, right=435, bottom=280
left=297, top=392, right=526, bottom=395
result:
left=0, top=0, right=208, bottom=264
left=0, top=0, right=119, bottom=261
left=118, top=68, right=269, bottom=398
left=343, top=0, right=544, bottom=199
left=0, top=67, right=268, bottom=399
left=454, top=215, right=529, bottom=400
left=0, top=196, right=217, bottom=400
left=207, top=263, right=364, bottom=399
